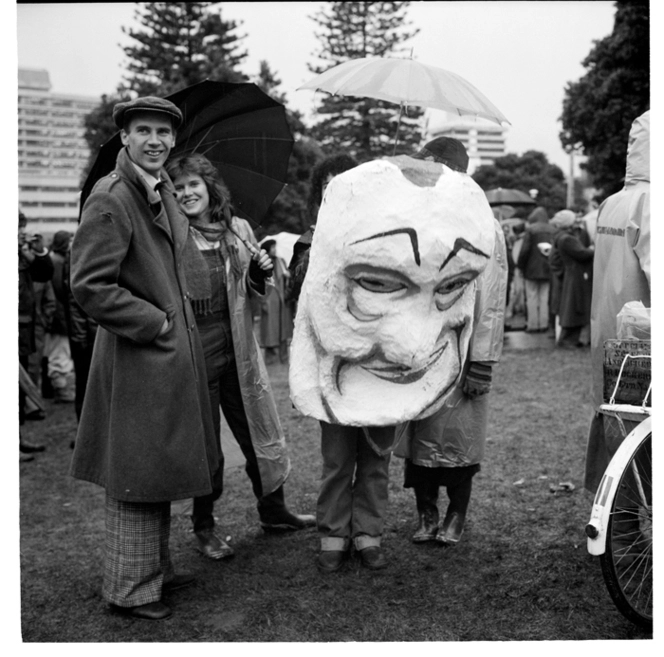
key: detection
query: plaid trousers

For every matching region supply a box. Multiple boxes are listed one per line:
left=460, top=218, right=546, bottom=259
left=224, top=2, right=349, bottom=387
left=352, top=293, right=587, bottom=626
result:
left=102, top=495, right=174, bottom=607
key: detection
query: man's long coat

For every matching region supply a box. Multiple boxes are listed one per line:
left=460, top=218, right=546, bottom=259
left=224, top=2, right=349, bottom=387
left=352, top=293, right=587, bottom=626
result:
left=70, top=148, right=219, bottom=502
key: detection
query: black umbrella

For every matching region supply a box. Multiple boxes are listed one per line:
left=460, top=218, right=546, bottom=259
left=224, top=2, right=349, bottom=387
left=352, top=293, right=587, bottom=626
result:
left=80, top=80, right=294, bottom=226
left=484, top=188, right=536, bottom=207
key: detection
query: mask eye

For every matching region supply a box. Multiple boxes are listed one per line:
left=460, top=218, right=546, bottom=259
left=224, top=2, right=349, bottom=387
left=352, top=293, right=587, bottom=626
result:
left=345, top=268, right=411, bottom=322
left=434, top=275, right=475, bottom=311
left=354, top=276, right=406, bottom=294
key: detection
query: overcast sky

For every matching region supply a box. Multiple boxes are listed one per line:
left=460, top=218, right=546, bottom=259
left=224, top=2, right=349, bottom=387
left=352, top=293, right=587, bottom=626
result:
left=14, top=1, right=629, bottom=174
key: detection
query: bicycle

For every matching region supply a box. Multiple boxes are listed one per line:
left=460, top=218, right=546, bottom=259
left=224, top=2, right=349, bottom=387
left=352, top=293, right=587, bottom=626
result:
left=585, top=349, right=652, bottom=630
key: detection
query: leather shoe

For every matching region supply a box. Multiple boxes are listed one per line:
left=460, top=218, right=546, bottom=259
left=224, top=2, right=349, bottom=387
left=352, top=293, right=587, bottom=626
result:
left=19, top=441, right=46, bottom=453
left=111, top=601, right=171, bottom=620
left=163, top=572, right=196, bottom=591
left=436, top=511, right=465, bottom=545
left=195, top=530, right=235, bottom=560
left=359, top=546, right=387, bottom=570
left=20, top=452, right=35, bottom=463
left=317, top=550, right=346, bottom=573
left=260, top=510, right=316, bottom=533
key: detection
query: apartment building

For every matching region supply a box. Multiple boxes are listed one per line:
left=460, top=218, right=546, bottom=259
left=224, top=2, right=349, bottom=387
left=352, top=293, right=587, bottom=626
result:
left=18, top=67, right=98, bottom=224
left=425, top=111, right=507, bottom=175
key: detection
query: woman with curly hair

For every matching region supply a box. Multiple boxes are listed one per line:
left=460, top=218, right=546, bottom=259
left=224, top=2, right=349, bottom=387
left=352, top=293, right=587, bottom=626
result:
left=166, top=153, right=314, bottom=560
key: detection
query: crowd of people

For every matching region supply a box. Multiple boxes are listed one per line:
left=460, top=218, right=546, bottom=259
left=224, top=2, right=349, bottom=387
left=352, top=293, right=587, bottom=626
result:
left=18, top=93, right=650, bottom=623
left=502, top=197, right=597, bottom=348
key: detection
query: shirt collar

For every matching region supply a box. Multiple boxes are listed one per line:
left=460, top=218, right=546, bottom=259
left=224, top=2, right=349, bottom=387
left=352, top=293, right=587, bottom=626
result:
left=130, top=161, right=162, bottom=190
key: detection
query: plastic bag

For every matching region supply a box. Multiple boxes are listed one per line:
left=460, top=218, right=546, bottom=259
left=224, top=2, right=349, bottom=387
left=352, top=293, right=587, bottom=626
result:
left=616, top=301, right=651, bottom=340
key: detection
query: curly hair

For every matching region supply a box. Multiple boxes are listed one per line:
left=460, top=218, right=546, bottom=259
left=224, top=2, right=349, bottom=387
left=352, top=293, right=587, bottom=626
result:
left=307, top=153, right=358, bottom=220
left=165, top=153, right=232, bottom=224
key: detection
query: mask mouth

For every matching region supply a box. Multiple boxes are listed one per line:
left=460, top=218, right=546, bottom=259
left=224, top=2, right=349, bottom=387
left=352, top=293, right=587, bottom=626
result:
left=358, top=342, right=448, bottom=385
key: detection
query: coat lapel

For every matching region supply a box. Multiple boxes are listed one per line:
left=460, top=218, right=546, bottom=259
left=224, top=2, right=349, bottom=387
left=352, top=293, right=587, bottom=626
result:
left=159, top=173, right=189, bottom=258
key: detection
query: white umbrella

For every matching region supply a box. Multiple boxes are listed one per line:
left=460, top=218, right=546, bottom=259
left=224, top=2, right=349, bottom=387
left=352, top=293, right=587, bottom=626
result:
left=298, top=57, right=509, bottom=126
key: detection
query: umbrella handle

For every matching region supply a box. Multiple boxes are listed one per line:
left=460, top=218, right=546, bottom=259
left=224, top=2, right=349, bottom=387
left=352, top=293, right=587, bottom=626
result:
left=228, top=225, right=260, bottom=257
left=392, top=103, right=404, bottom=155
left=227, top=226, right=274, bottom=281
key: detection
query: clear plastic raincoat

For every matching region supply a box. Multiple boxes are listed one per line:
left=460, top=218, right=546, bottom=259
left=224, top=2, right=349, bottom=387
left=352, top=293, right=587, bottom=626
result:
left=584, top=110, right=650, bottom=492
left=395, top=219, right=508, bottom=467
left=220, top=216, right=291, bottom=494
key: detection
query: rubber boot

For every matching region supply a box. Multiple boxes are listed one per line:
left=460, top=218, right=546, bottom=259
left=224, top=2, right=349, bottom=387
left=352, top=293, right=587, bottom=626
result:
left=258, top=485, right=316, bottom=532
left=412, top=483, right=440, bottom=543
left=436, top=476, right=473, bottom=545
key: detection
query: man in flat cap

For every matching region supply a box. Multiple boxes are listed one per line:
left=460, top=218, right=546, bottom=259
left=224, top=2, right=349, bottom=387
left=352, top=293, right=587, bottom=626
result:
left=70, top=97, right=219, bottom=620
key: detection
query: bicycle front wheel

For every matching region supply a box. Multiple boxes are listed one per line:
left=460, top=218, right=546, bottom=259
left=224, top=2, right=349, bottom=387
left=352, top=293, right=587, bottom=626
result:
left=599, top=431, right=652, bottom=630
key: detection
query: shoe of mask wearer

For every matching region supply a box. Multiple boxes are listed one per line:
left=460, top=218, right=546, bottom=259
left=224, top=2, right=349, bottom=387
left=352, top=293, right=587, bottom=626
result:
left=317, top=550, right=347, bottom=573
left=195, top=530, right=235, bottom=560
left=435, top=511, right=466, bottom=545
left=359, top=546, right=387, bottom=570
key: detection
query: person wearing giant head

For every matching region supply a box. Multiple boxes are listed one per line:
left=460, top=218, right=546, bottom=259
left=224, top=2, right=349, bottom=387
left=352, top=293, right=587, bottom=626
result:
left=289, top=150, right=497, bottom=571
left=69, top=97, right=218, bottom=620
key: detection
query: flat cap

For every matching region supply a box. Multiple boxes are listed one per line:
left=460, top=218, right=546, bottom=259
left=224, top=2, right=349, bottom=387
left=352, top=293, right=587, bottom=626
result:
left=113, top=96, right=183, bottom=130
left=412, top=136, right=469, bottom=173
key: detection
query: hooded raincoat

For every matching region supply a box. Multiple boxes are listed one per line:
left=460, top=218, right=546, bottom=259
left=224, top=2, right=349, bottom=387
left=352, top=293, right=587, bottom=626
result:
left=395, top=219, right=508, bottom=467
left=584, top=110, right=650, bottom=492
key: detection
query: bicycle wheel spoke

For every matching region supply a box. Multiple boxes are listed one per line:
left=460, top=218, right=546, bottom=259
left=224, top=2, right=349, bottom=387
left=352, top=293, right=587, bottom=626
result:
left=599, top=432, right=652, bottom=628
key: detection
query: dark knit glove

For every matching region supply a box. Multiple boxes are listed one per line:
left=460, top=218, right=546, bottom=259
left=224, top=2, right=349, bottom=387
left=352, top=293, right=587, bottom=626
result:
left=249, top=257, right=272, bottom=294
left=462, top=361, right=493, bottom=399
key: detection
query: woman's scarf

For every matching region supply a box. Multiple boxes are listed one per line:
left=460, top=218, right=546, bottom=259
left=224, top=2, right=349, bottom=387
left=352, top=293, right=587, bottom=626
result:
left=183, top=217, right=243, bottom=316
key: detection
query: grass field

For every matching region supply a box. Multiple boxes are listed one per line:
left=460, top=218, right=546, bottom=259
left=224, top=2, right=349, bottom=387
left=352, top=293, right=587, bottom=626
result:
left=19, top=332, right=653, bottom=642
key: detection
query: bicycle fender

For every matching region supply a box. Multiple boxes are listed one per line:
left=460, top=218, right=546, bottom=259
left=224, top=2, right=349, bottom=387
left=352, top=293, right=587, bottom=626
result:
left=585, top=416, right=651, bottom=556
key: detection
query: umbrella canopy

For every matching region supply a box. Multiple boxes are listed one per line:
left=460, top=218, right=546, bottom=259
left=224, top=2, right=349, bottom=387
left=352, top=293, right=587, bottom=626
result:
left=80, top=80, right=294, bottom=225
left=484, top=188, right=536, bottom=207
left=298, top=57, right=509, bottom=125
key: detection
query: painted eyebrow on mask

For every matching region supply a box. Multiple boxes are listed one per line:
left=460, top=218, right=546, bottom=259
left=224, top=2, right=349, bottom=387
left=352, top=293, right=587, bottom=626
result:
left=439, top=238, right=489, bottom=271
left=350, top=228, right=421, bottom=265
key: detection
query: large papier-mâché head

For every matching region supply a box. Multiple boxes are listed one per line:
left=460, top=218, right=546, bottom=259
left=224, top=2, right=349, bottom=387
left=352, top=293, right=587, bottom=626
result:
left=289, top=156, right=495, bottom=426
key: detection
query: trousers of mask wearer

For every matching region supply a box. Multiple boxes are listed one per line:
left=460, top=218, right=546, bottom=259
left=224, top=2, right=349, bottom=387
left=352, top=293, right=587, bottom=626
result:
left=317, top=422, right=391, bottom=552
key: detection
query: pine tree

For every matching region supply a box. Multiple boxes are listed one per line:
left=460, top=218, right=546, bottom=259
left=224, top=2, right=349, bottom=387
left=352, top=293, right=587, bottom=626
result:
left=121, top=2, right=248, bottom=96
left=307, top=1, right=424, bottom=162
left=82, top=2, right=249, bottom=182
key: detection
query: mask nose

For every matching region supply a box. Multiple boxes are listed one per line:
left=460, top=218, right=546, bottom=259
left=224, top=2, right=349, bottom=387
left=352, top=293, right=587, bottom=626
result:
left=376, top=297, right=445, bottom=369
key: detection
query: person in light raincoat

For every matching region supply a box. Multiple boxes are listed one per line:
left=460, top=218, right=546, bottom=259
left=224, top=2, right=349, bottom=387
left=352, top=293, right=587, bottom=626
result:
left=394, top=140, right=509, bottom=546
left=166, top=153, right=315, bottom=561
left=584, top=110, right=650, bottom=493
